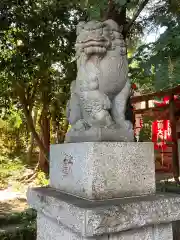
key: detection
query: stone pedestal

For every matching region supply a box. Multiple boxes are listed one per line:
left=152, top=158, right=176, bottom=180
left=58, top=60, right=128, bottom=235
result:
left=50, top=142, right=155, bottom=200
left=37, top=215, right=172, bottom=240
left=27, top=142, right=180, bottom=239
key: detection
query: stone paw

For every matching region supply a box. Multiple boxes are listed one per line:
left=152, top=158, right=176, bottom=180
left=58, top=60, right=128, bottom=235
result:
left=72, top=120, right=90, bottom=131
left=102, top=96, right=111, bottom=109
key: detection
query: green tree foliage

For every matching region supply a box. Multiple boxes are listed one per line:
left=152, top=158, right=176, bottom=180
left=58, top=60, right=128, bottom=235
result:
left=139, top=116, right=153, bottom=142
left=0, top=107, right=27, bottom=155
left=77, top=0, right=180, bottom=91
left=79, top=0, right=149, bottom=41
left=1, top=0, right=180, bottom=173
left=0, top=0, right=83, bottom=170
left=131, top=0, right=180, bottom=91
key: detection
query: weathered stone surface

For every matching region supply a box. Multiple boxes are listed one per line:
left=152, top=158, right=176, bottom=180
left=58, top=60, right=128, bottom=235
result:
left=50, top=142, right=155, bottom=200
left=66, top=19, right=133, bottom=142
left=65, top=127, right=134, bottom=143
left=37, top=213, right=87, bottom=240
left=37, top=213, right=172, bottom=240
left=27, top=187, right=180, bottom=237
left=109, top=224, right=172, bottom=240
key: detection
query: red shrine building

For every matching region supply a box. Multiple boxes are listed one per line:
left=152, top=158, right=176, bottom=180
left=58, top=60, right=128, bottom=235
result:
left=131, top=85, right=180, bottom=178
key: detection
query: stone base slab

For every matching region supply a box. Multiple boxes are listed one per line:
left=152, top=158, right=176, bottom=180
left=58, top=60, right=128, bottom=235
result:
left=37, top=213, right=172, bottom=240
left=50, top=142, right=155, bottom=200
left=65, top=126, right=134, bottom=143
left=27, top=187, right=180, bottom=238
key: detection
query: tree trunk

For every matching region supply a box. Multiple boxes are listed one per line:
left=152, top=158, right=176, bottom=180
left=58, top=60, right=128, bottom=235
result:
left=39, top=92, right=50, bottom=174
left=15, top=81, right=49, bottom=173
left=104, top=0, right=150, bottom=39
left=27, top=108, right=38, bottom=164
left=22, top=103, right=48, bottom=159
left=103, top=0, right=127, bottom=37
left=51, top=110, right=59, bottom=144
left=59, top=119, right=69, bottom=143
left=15, top=129, right=22, bottom=155
left=38, top=105, right=50, bottom=174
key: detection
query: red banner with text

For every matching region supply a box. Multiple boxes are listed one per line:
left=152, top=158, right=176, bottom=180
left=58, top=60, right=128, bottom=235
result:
left=152, top=120, right=172, bottom=150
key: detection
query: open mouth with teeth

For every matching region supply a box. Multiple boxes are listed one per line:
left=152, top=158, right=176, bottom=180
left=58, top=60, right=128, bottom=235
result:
left=76, top=38, right=109, bottom=55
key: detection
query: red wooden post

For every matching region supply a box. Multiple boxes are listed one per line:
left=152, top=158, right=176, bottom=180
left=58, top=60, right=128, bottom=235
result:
left=169, top=94, right=179, bottom=182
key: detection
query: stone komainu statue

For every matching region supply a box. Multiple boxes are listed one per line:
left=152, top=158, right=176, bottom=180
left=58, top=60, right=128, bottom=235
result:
left=65, top=19, right=134, bottom=142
